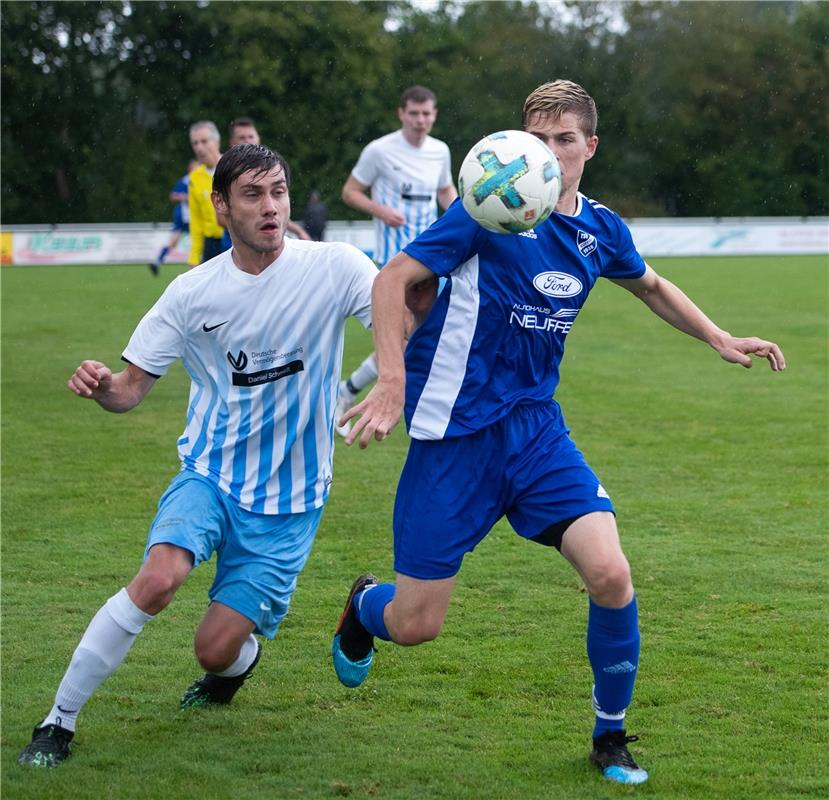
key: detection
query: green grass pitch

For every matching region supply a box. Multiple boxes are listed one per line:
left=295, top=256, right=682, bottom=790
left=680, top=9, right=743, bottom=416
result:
left=1, top=256, right=827, bottom=799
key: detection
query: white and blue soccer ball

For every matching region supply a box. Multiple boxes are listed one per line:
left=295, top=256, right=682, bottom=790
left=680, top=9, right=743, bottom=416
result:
left=458, top=129, right=561, bottom=234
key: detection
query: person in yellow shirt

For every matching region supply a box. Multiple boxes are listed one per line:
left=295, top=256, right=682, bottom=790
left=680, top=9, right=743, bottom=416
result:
left=188, top=121, right=230, bottom=266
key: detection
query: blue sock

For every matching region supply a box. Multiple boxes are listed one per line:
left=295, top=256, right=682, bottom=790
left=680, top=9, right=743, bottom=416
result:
left=155, top=246, right=169, bottom=266
left=587, top=595, right=640, bottom=738
left=355, top=583, right=394, bottom=641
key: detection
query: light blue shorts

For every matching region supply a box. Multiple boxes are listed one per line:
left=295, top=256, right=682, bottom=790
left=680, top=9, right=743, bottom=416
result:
left=394, top=401, right=614, bottom=579
left=145, top=470, right=323, bottom=638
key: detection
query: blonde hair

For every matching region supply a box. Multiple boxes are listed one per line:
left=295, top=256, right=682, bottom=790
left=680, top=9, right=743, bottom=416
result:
left=522, top=80, right=597, bottom=137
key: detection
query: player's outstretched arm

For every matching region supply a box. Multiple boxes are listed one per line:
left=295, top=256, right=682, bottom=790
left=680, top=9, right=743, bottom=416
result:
left=67, top=361, right=157, bottom=412
left=612, top=265, right=786, bottom=372
left=342, top=252, right=435, bottom=449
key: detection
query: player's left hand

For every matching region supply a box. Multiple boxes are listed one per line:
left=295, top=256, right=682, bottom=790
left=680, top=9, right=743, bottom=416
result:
left=716, top=336, right=786, bottom=371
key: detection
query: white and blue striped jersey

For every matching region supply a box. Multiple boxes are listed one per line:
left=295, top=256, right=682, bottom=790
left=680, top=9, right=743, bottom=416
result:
left=402, top=194, right=647, bottom=440
left=122, top=239, right=377, bottom=513
left=351, top=130, right=453, bottom=265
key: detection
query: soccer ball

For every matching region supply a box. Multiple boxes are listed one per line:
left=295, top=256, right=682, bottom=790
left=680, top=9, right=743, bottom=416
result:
left=458, top=130, right=561, bottom=234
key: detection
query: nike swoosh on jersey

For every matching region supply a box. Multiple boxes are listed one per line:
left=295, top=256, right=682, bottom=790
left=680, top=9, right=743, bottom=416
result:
left=202, top=321, right=229, bottom=333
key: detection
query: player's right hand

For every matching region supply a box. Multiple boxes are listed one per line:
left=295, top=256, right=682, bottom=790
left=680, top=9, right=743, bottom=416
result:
left=379, top=207, right=406, bottom=228
left=68, top=360, right=113, bottom=399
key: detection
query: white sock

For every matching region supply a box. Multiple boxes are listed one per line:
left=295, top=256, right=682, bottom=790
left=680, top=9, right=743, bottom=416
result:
left=43, top=588, right=154, bottom=732
left=349, top=353, right=378, bottom=392
left=214, top=634, right=259, bottom=678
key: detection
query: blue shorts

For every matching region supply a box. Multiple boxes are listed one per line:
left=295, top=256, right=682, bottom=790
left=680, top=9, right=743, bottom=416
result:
left=393, top=401, right=614, bottom=580
left=145, top=470, right=323, bottom=638
left=171, top=205, right=189, bottom=233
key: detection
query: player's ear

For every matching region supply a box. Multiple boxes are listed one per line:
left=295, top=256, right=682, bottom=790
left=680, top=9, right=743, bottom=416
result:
left=585, top=135, right=599, bottom=161
left=211, top=190, right=227, bottom=215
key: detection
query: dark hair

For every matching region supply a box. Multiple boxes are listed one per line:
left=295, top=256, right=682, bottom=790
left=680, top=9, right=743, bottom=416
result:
left=213, top=144, right=291, bottom=202
left=228, top=116, right=257, bottom=136
left=399, top=85, right=437, bottom=109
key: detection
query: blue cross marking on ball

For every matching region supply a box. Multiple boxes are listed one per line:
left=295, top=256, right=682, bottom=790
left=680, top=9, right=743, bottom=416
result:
left=471, top=150, right=528, bottom=209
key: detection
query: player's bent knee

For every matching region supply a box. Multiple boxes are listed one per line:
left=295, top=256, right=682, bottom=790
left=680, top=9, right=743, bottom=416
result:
left=392, top=616, right=444, bottom=646
left=584, top=557, right=633, bottom=605
left=129, top=545, right=192, bottom=613
left=194, top=640, right=236, bottom=673
left=129, top=568, right=182, bottom=613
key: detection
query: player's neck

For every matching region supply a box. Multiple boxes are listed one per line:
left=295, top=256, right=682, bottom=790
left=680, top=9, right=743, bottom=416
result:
left=231, top=241, right=285, bottom=275
left=555, top=187, right=579, bottom=217
left=401, top=129, right=426, bottom=148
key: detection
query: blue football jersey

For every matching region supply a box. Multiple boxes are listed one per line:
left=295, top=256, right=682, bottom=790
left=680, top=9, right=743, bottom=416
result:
left=402, top=195, right=646, bottom=440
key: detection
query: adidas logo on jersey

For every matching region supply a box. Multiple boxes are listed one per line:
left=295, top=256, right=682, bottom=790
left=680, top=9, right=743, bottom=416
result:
left=551, top=308, right=579, bottom=320
left=518, top=229, right=538, bottom=239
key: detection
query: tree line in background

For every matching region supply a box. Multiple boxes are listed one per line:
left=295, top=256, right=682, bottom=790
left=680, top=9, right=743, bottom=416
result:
left=2, top=0, right=827, bottom=225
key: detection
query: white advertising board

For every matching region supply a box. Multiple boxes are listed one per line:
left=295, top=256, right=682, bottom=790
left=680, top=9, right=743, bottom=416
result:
left=2, top=218, right=827, bottom=265
left=3, top=229, right=189, bottom=266
left=628, top=218, right=829, bottom=257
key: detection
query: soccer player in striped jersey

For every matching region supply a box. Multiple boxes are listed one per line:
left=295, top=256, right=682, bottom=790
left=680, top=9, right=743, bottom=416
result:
left=331, top=80, right=786, bottom=786
left=335, top=86, right=457, bottom=436
left=18, top=144, right=377, bottom=769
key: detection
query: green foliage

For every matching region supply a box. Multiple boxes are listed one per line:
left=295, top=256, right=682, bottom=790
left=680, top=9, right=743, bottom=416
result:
left=2, top=1, right=827, bottom=224
left=608, top=1, right=829, bottom=216
left=1, top=256, right=827, bottom=798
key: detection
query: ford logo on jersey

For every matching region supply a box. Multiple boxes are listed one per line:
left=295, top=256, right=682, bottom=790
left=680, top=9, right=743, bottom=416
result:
left=533, top=271, right=583, bottom=298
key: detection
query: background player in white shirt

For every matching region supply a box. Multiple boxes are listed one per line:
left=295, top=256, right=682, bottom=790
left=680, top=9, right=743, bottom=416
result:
left=18, top=144, right=377, bottom=769
left=335, top=86, right=457, bottom=436
left=331, top=80, right=786, bottom=786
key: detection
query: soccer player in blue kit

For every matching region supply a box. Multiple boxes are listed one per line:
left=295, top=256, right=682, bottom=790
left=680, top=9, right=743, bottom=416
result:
left=148, top=159, right=199, bottom=276
left=331, top=80, right=786, bottom=785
